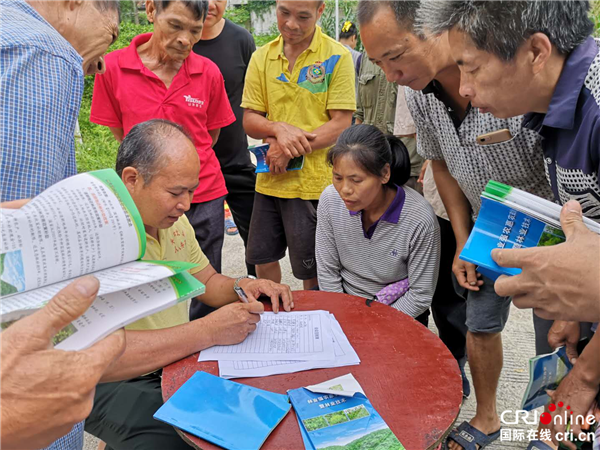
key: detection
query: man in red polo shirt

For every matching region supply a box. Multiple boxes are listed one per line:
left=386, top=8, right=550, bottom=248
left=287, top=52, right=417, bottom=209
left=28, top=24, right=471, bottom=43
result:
left=91, top=0, right=234, bottom=274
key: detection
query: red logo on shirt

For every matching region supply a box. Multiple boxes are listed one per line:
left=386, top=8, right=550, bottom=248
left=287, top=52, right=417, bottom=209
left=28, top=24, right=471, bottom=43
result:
left=183, top=95, right=205, bottom=108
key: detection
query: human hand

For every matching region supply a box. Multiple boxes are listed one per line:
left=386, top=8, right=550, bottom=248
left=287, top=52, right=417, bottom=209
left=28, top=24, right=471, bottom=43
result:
left=547, top=320, right=580, bottom=364
left=265, top=138, right=292, bottom=175
left=0, top=276, right=126, bottom=450
left=546, top=368, right=599, bottom=449
left=453, top=247, right=483, bottom=291
left=417, top=160, right=429, bottom=185
left=237, top=278, right=294, bottom=313
left=273, top=122, right=316, bottom=158
left=205, top=301, right=264, bottom=346
left=493, top=200, right=600, bottom=322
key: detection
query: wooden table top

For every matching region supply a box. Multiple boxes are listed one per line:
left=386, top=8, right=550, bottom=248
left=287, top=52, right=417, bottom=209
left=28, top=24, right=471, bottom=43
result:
left=162, top=290, right=462, bottom=450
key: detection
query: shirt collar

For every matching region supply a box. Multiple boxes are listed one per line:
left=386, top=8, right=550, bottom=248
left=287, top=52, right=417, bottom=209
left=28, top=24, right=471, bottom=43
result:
left=543, top=36, right=598, bottom=130
left=267, top=26, right=324, bottom=61
left=349, top=185, right=406, bottom=225
left=119, top=33, right=204, bottom=74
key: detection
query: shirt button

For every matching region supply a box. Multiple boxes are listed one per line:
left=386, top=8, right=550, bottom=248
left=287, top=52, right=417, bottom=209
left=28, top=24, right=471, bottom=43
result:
left=545, top=157, right=553, bottom=164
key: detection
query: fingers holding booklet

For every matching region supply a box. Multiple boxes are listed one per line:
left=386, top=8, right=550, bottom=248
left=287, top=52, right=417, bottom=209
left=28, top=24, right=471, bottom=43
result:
left=0, top=275, right=126, bottom=450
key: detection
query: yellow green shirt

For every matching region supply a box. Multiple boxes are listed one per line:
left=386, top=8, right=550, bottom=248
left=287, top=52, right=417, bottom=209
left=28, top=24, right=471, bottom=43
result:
left=241, top=26, right=356, bottom=200
left=125, top=215, right=209, bottom=331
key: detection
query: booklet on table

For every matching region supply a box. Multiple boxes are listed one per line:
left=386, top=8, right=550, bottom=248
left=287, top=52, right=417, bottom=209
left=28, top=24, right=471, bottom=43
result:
left=154, top=371, right=291, bottom=450
left=288, top=374, right=405, bottom=450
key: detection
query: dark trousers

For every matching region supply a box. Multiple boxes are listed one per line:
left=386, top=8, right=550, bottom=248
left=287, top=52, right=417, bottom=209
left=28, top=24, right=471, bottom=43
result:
left=224, top=167, right=256, bottom=277
left=186, top=196, right=226, bottom=321
left=432, top=217, right=468, bottom=364
left=84, top=372, right=189, bottom=450
left=185, top=195, right=226, bottom=273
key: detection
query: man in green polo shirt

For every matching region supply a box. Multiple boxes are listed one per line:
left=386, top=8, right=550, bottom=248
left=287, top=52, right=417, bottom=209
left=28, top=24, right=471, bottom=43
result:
left=84, top=119, right=293, bottom=450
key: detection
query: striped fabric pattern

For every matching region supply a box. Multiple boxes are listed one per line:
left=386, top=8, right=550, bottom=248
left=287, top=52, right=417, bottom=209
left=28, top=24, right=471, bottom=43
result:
left=316, top=185, right=441, bottom=318
left=0, top=0, right=83, bottom=202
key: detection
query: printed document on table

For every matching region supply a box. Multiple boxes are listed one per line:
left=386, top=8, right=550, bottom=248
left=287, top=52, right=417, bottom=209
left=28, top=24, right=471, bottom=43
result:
left=219, top=314, right=360, bottom=379
left=199, top=310, right=335, bottom=362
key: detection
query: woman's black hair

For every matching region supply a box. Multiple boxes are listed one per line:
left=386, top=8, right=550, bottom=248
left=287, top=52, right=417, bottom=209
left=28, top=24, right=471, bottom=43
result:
left=339, top=21, right=358, bottom=40
left=327, top=124, right=411, bottom=187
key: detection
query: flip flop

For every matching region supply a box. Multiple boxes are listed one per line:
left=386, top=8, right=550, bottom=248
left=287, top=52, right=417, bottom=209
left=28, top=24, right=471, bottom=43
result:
left=225, top=217, right=239, bottom=236
left=526, top=441, right=555, bottom=450
left=443, top=421, right=501, bottom=450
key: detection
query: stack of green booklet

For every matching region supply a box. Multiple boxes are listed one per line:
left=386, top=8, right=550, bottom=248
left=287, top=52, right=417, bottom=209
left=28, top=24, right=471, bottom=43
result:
left=460, top=180, right=600, bottom=280
left=0, top=169, right=204, bottom=350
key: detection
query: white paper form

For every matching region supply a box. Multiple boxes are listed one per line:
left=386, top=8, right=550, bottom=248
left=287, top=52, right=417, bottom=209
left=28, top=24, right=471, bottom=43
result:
left=218, top=314, right=360, bottom=379
left=199, top=311, right=335, bottom=362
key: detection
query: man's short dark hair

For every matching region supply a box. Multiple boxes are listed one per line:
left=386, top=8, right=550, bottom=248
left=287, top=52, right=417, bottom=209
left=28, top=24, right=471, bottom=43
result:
left=116, top=119, right=193, bottom=184
left=418, top=0, right=594, bottom=61
left=357, top=0, right=423, bottom=36
left=154, top=0, right=209, bottom=21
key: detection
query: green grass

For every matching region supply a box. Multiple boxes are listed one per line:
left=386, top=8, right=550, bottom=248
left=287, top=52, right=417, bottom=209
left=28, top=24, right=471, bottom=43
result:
left=76, top=22, right=153, bottom=174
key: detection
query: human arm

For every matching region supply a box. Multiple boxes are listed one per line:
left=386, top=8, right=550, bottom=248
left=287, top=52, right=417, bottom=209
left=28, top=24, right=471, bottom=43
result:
left=90, top=67, right=124, bottom=136
left=109, top=127, right=124, bottom=142
left=431, top=159, right=482, bottom=290
left=99, top=301, right=264, bottom=382
left=193, top=263, right=293, bottom=313
left=390, top=216, right=441, bottom=318
left=208, top=128, right=220, bottom=148
left=404, top=90, right=481, bottom=291
left=315, top=191, right=344, bottom=293
left=547, top=332, right=600, bottom=449
left=260, top=109, right=352, bottom=174
left=547, top=320, right=581, bottom=363
left=205, top=66, right=234, bottom=149
left=241, top=52, right=316, bottom=158
left=243, top=109, right=317, bottom=158
left=1, top=276, right=125, bottom=450
left=303, top=109, right=353, bottom=152
left=493, top=200, right=600, bottom=322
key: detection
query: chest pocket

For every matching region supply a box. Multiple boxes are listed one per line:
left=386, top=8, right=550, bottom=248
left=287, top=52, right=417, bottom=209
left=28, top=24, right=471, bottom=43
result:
left=358, top=73, right=376, bottom=108
left=474, top=127, right=551, bottom=196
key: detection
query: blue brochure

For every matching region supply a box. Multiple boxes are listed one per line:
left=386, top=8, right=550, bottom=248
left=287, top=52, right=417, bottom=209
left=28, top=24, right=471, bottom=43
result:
left=460, top=197, right=566, bottom=281
left=249, top=143, right=305, bottom=174
left=153, top=371, right=291, bottom=450
left=521, top=346, right=573, bottom=411
left=288, top=387, right=404, bottom=450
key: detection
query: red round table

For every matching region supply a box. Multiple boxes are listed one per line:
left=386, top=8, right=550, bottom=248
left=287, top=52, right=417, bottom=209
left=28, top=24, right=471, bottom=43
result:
left=162, top=291, right=462, bottom=450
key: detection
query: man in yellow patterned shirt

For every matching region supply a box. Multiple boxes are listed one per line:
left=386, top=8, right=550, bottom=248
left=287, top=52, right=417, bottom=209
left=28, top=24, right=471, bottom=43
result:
left=84, top=119, right=293, bottom=450
left=242, top=0, right=356, bottom=289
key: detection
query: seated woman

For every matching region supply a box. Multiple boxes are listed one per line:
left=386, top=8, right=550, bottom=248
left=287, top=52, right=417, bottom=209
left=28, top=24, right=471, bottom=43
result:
left=316, top=125, right=440, bottom=324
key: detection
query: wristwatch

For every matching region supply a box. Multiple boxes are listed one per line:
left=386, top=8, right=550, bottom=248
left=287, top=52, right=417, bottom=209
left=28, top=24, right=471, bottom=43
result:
left=233, top=275, right=257, bottom=301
